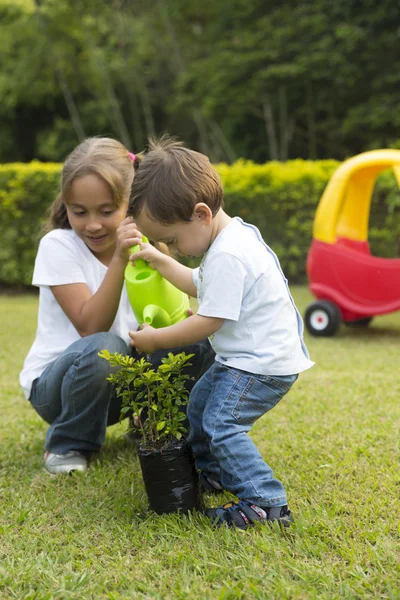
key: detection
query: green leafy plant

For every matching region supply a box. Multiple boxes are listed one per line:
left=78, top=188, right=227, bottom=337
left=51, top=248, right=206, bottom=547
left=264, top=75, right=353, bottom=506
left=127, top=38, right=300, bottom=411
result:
left=99, top=350, right=194, bottom=448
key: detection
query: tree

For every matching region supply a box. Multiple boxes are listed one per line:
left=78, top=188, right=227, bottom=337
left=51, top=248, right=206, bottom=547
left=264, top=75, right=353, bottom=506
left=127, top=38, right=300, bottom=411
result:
left=0, top=0, right=399, bottom=162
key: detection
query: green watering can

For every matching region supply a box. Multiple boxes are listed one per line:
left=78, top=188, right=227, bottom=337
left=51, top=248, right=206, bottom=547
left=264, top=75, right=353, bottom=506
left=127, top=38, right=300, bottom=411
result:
left=124, top=237, right=190, bottom=329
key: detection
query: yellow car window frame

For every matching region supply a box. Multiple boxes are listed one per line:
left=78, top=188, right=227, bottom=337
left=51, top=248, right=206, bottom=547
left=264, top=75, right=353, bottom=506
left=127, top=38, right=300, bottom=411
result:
left=313, top=150, right=400, bottom=244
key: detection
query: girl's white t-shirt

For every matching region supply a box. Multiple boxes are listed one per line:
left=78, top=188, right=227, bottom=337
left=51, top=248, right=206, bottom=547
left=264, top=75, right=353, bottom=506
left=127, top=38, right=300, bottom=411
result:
left=19, top=228, right=138, bottom=399
left=192, top=218, right=314, bottom=376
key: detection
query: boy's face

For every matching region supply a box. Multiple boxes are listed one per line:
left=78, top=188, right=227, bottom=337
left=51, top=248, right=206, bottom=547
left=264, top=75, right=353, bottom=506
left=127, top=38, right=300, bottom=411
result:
left=134, top=207, right=212, bottom=258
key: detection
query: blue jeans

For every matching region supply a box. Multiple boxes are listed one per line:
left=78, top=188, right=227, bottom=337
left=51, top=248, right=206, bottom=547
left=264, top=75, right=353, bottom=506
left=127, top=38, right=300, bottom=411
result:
left=29, top=332, right=214, bottom=454
left=187, top=362, right=298, bottom=507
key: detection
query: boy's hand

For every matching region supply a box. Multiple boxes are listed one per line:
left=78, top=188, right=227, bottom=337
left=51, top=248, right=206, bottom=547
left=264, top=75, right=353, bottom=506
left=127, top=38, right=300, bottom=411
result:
left=129, top=323, right=159, bottom=354
left=129, top=242, right=166, bottom=270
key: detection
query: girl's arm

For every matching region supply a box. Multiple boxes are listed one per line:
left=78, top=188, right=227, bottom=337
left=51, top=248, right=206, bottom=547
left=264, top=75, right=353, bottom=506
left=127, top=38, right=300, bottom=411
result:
left=129, top=314, right=222, bottom=354
left=51, top=254, right=127, bottom=337
left=51, top=217, right=142, bottom=337
left=130, top=243, right=197, bottom=298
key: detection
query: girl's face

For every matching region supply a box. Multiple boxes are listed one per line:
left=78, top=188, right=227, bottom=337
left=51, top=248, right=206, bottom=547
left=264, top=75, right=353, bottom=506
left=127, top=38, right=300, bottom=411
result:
left=66, top=174, right=127, bottom=261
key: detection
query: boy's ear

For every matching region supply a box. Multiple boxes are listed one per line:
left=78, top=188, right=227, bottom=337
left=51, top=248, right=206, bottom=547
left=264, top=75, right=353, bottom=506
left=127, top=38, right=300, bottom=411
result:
left=193, top=203, right=213, bottom=224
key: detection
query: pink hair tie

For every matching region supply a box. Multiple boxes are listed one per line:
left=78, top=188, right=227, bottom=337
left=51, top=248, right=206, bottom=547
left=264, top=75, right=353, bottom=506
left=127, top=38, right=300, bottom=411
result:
left=128, top=152, right=136, bottom=163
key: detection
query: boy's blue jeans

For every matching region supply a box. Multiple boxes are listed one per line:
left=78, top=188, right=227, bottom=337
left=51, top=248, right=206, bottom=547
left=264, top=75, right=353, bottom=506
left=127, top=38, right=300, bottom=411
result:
left=187, top=362, right=297, bottom=508
left=29, top=332, right=214, bottom=455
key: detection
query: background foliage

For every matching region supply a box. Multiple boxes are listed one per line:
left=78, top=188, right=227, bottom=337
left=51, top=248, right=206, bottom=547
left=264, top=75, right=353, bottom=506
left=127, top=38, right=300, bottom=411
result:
left=1, top=160, right=399, bottom=286
left=0, top=0, right=400, bottom=164
left=1, top=0, right=399, bottom=286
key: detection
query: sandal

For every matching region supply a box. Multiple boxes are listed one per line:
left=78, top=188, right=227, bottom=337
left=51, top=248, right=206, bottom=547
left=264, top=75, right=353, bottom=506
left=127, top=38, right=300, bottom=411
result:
left=205, top=500, right=294, bottom=530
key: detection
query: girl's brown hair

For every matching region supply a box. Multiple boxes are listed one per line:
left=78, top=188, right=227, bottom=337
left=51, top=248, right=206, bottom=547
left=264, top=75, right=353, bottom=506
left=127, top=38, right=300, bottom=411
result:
left=43, top=137, right=137, bottom=232
left=129, top=135, right=223, bottom=224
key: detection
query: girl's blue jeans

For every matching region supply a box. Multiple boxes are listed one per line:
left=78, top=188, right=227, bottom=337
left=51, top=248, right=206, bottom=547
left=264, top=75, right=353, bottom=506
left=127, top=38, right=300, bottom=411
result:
left=29, top=332, right=214, bottom=454
left=187, top=362, right=297, bottom=508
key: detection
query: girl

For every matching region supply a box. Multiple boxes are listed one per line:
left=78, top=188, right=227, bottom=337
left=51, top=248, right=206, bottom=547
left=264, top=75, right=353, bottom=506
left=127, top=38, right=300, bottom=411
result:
left=19, top=137, right=214, bottom=475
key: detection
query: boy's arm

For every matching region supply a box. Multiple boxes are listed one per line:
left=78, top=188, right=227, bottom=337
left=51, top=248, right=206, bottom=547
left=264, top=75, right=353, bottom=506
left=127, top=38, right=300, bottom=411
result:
left=130, top=243, right=197, bottom=297
left=129, top=314, right=222, bottom=354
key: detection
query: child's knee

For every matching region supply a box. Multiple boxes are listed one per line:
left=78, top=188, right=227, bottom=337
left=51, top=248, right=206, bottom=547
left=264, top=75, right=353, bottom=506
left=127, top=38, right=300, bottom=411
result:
left=89, top=332, right=128, bottom=356
left=75, top=333, right=128, bottom=380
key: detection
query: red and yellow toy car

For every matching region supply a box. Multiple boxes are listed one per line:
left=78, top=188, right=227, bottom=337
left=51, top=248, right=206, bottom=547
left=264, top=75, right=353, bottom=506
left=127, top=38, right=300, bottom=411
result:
left=305, top=149, right=400, bottom=336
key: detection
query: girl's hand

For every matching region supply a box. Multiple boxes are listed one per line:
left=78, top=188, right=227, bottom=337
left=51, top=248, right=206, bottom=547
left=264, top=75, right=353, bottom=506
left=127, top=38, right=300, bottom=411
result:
left=129, top=242, right=166, bottom=270
left=115, top=217, right=143, bottom=260
left=129, top=323, right=159, bottom=354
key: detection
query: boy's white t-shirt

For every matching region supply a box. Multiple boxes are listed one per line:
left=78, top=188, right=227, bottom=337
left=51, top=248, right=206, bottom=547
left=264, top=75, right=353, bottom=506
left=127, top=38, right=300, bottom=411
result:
left=19, top=229, right=138, bottom=400
left=192, top=217, right=314, bottom=376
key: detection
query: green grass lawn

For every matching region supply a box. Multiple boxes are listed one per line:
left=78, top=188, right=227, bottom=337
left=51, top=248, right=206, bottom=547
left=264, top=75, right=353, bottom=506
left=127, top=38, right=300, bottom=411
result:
left=1, top=287, right=399, bottom=600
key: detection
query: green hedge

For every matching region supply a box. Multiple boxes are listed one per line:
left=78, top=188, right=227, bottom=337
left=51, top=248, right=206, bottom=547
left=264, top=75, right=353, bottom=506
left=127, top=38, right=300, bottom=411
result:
left=0, top=159, right=399, bottom=287
left=217, top=159, right=339, bottom=280
left=0, top=162, right=61, bottom=287
left=218, top=159, right=400, bottom=279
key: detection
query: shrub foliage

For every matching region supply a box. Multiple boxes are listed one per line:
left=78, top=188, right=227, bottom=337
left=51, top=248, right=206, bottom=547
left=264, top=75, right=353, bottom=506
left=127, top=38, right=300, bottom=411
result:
left=0, top=159, right=399, bottom=286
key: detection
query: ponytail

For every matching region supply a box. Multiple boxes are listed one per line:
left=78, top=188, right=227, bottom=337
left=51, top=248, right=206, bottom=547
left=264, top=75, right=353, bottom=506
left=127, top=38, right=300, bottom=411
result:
left=132, top=151, right=143, bottom=172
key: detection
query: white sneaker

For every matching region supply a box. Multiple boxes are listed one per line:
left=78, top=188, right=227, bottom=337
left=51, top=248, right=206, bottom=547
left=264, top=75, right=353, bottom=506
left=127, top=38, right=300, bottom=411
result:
left=44, top=450, right=88, bottom=474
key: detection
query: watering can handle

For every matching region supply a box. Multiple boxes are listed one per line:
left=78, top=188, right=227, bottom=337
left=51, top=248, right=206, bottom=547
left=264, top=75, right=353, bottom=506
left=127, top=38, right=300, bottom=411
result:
left=129, top=235, right=149, bottom=256
left=127, top=236, right=155, bottom=272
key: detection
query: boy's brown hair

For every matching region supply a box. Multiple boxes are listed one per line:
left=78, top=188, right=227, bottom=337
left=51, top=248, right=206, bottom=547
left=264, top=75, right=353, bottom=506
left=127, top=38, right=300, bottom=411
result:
left=129, top=135, right=223, bottom=223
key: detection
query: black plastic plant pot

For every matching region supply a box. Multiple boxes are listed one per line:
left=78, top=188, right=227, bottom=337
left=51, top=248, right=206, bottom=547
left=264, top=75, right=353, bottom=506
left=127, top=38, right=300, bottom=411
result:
left=137, top=439, right=203, bottom=515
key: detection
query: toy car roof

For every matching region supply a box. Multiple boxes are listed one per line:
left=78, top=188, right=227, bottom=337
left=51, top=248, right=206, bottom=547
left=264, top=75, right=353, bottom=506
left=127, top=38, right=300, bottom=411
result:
left=314, top=149, right=400, bottom=244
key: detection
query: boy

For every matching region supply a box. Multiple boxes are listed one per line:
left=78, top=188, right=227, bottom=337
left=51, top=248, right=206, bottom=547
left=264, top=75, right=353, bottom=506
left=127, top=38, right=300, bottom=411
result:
left=128, top=136, right=314, bottom=529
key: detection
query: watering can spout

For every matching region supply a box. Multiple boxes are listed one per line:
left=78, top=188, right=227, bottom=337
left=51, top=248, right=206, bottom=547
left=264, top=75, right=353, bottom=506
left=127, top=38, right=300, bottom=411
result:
left=142, top=304, right=172, bottom=329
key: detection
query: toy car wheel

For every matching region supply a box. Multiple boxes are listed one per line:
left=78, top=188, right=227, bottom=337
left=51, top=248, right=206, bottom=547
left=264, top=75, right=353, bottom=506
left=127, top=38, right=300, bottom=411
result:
left=344, top=317, right=373, bottom=328
left=305, top=300, right=341, bottom=337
